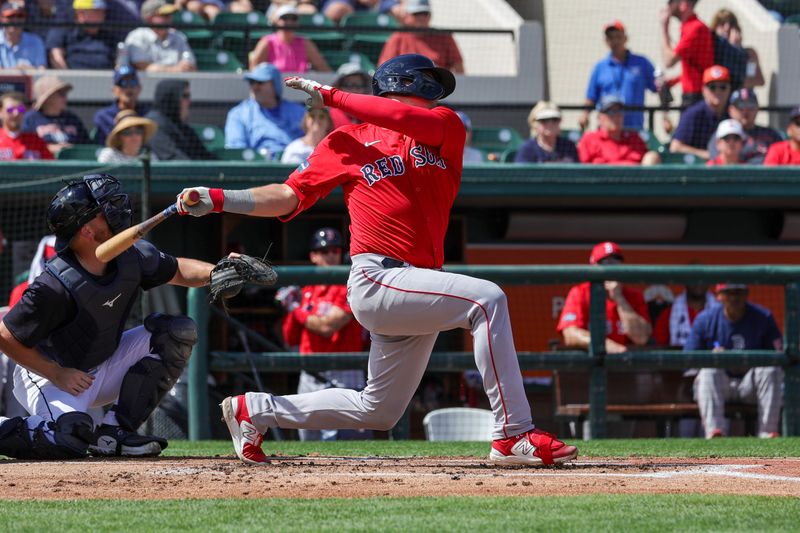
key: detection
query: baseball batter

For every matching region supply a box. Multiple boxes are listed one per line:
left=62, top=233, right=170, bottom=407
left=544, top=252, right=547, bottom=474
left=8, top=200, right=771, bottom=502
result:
left=0, top=174, right=213, bottom=459
left=177, top=54, right=578, bottom=466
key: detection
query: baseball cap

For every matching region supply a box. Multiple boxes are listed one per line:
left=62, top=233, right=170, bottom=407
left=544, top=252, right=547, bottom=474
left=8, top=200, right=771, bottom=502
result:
left=715, top=283, right=748, bottom=292
left=141, top=0, right=178, bottom=18
left=730, top=88, right=758, bottom=108
left=244, top=62, right=283, bottom=96
left=715, top=119, right=746, bottom=140
left=113, top=64, right=139, bottom=87
left=335, top=61, right=369, bottom=86
left=789, top=105, right=800, bottom=121
left=528, top=101, right=561, bottom=124
left=0, top=2, right=26, bottom=17
left=597, top=94, right=625, bottom=113
left=73, top=0, right=106, bottom=10
left=273, top=3, right=298, bottom=20
left=603, top=20, right=625, bottom=34
left=703, top=65, right=730, bottom=85
left=405, top=0, right=431, bottom=15
left=589, top=241, right=624, bottom=265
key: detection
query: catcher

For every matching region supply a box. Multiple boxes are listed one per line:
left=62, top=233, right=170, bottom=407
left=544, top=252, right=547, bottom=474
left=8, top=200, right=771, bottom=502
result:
left=0, top=174, right=275, bottom=459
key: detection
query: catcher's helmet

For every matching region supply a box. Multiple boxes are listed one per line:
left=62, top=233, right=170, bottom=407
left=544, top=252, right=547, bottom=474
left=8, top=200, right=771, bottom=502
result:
left=309, top=227, right=343, bottom=251
left=372, top=53, right=455, bottom=101
left=47, top=174, right=132, bottom=250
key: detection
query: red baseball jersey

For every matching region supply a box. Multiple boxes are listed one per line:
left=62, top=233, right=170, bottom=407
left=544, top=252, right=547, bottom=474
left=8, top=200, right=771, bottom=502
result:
left=764, top=140, right=800, bottom=166
left=280, top=89, right=466, bottom=269
left=0, top=129, right=53, bottom=161
left=674, top=14, right=714, bottom=95
left=283, top=284, right=365, bottom=354
left=577, top=129, right=648, bottom=165
left=556, top=282, right=651, bottom=345
left=653, top=303, right=702, bottom=346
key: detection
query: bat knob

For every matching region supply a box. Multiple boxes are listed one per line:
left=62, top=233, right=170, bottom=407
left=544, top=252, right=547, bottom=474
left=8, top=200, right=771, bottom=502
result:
left=186, top=190, right=201, bottom=205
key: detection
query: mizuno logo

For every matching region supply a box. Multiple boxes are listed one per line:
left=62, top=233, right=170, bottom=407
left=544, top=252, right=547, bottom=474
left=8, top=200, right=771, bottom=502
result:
left=101, top=437, right=116, bottom=447
left=103, top=293, right=123, bottom=308
left=364, top=140, right=382, bottom=147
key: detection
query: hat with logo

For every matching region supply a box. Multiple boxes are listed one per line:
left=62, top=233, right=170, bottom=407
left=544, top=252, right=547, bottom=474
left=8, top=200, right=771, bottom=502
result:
left=528, top=101, right=561, bottom=124
left=597, top=93, right=625, bottom=113
left=715, top=119, right=746, bottom=140
left=715, top=283, right=748, bottom=292
left=730, top=88, right=758, bottom=108
left=33, top=75, right=73, bottom=110
left=405, top=0, right=431, bottom=15
left=73, top=0, right=106, bottom=10
left=141, top=0, right=178, bottom=18
left=703, top=65, right=730, bottom=85
left=589, top=241, right=624, bottom=265
left=113, top=64, right=139, bottom=87
left=603, top=20, right=625, bottom=34
left=789, top=105, right=800, bottom=121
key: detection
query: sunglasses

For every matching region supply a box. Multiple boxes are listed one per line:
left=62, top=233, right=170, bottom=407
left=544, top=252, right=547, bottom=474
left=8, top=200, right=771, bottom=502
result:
left=4, top=103, right=25, bottom=114
left=603, top=107, right=624, bottom=116
left=280, top=14, right=298, bottom=21
left=116, top=77, right=139, bottom=89
left=598, top=256, right=623, bottom=265
left=411, top=11, right=431, bottom=17
left=120, top=126, right=144, bottom=136
left=706, top=83, right=730, bottom=92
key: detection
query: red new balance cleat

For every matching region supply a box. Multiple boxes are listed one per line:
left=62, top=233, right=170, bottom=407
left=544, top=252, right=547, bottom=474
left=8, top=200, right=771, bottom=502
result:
left=221, top=395, right=269, bottom=464
left=489, top=428, right=578, bottom=466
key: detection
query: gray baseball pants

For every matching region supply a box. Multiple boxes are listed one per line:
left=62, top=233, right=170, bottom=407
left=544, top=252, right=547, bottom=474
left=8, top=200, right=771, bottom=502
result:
left=245, top=253, right=535, bottom=440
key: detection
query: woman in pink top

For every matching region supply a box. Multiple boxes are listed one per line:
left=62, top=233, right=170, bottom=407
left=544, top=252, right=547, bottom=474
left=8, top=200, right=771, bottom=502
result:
left=249, top=4, right=331, bottom=73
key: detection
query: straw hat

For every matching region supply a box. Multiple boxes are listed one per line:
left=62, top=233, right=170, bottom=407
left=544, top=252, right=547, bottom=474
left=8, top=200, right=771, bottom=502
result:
left=32, top=75, right=72, bottom=110
left=106, top=109, right=157, bottom=149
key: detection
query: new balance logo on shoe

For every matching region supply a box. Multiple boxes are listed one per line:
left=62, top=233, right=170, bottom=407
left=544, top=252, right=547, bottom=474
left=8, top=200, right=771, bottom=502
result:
left=512, top=438, right=534, bottom=456
left=241, top=421, right=259, bottom=444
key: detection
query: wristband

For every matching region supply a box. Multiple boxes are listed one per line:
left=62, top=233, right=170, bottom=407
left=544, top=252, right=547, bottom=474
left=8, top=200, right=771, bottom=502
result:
left=222, top=189, right=256, bottom=214
left=209, top=188, right=225, bottom=213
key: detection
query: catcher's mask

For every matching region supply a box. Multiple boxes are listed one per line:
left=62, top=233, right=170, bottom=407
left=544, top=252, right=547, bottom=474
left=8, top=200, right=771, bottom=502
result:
left=47, top=174, right=132, bottom=251
left=372, top=53, right=455, bottom=101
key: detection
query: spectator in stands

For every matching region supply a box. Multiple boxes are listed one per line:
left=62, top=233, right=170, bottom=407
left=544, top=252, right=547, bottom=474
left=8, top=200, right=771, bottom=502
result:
left=0, top=2, right=46, bottom=69
left=653, top=280, right=715, bottom=348
left=710, top=9, right=764, bottom=89
left=173, top=0, right=224, bottom=22
left=764, top=106, right=800, bottom=166
left=329, top=62, right=371, bottom=130
left=660, top=0, right=713, bottom=107
left=25, top=0, right=68, bottom=42
left=22, top=75, right=91, bottom=157
left=669, top=65, right=730, bottom=161
left=93, top=65, right=149, bottom=145
left=557, top=241, right=652, bottom=354
left=280, top=107, right=333, bottom=165
left=224, top=62, right=305, bottom=159
left=145, top=79, right=216, bottom=160
left=322, top=0, right=401, bottom=25
left=0, top=91, right=53, bottom=160
left=455, top=110, right=483, bottom=164
left=248, top=3, right=330, bottom=73
left=97, top=109, right=158, bottom=163
left=47, top=0, right=120, bottom=70
left=125, top=0, right=196, bottom=73
left=579, top=20, right=656, bottom=132
left=378, top=0, right=464, bottom=73
left=276, top=227, right=370, bottom=441
left=578, top=95, right=660, bottom=165
left=705, top=119, right=746, bottom=166
left=686, top=284, right=783, bottom=438
left=515, top=101, right=578, bottom=164
left=706, top=89, right=781, bottom=165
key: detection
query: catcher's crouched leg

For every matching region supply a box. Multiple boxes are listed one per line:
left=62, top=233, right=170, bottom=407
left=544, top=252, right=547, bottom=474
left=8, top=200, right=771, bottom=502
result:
left=0, top=412, right=94, bottom=460
left=89, top=313, right=197, bottom=457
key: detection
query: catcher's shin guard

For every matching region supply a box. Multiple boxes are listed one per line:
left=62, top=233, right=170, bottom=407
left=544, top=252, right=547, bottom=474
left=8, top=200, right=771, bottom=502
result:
left=114, top=313, right=197, bottom=431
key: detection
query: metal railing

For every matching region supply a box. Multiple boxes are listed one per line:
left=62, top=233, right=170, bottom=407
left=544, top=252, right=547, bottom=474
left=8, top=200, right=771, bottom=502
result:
left=186, top=264, right=800, bottom=440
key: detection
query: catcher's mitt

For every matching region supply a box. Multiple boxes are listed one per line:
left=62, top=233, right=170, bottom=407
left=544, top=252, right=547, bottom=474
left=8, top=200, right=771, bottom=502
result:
left=209, top=254, right=278, bottom=303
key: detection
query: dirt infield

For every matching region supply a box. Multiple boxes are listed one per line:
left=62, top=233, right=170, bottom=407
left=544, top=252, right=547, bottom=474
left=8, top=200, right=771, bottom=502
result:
left=1, top=456, right=799, bottom=499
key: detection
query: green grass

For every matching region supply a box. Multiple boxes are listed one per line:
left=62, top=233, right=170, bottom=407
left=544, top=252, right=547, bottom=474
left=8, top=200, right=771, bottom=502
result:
left=164, top=437, right=800, bottom=459
left=2, top=496, right=800, bottom=532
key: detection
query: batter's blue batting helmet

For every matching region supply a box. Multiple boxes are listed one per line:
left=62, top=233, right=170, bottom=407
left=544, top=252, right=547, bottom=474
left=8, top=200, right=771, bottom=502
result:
left=309, top=227, right=343, bottom=251
left=372, top=53, right=455, bottom=100
left=47, top=174, right=132, bottom=250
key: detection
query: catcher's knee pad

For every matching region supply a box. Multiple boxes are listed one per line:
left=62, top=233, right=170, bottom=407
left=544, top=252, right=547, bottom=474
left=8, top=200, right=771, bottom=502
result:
left=145, top=313, right=198, bottom=380
left=0, top=416, right=32, bottom=458
left=0, top=413, right=94, bottom=460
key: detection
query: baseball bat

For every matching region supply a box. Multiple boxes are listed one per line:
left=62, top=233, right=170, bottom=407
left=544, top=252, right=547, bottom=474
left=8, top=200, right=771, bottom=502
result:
left=95, top=189, right=200, bottom=263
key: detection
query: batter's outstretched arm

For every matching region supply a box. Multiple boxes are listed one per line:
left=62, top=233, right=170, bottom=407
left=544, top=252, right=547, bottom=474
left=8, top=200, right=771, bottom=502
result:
left=176, top=183, right=299, bottom=218
left=0, top=321, right=94, bottom=395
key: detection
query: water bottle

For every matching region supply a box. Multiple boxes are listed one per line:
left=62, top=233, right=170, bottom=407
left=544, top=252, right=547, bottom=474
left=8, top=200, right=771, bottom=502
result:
left=115, top=42, right=129, bottom=68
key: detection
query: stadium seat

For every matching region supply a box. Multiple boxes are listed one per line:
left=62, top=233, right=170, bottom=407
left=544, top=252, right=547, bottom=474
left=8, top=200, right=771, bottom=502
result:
left=212, top=148, right=269, bottom=161
left=785, top=14, right=800, bottom=25
left=296, top=13, right=345, bottom=51
left=500, top=147, right=517, bottom=163
left=57, top=145, right=104, bottom=160
left=212, top=12, right=270, bottom=63
left=470, top=126, right=523, bottom=152
left=637, top=129, right=664, bottom=152
left=658, top=150, right=707, bottom=165
left=193, top=49, right=245, bottom=72
left=422, top=407, right=493, bottom=441
left=320, top=50, right=376, bottom=73
left=341, top=12, right=399, bottom=65
left=191, top=123, right=225, bottom=151
left=173, top=10, right=213, bottom=49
